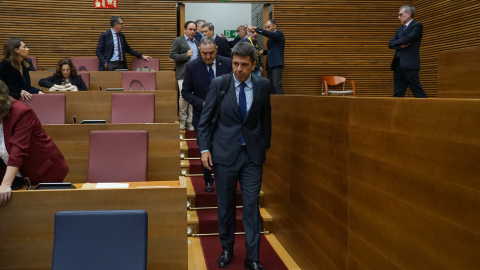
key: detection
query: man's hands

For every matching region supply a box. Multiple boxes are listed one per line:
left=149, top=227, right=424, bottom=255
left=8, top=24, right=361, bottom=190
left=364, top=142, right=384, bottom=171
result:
left=201, top=151, right=213, bottom=170
left=142, top=55, right=152, bottom=61
left=187, top=49, right=193, bottom=57
left=401, top=43, right=411, bottom=48
left=0, top=184, right=12, bottom=206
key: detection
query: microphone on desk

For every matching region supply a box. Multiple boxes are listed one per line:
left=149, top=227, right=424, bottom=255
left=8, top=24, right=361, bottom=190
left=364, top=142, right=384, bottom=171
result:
left=99, top=85, right=102, bottom=91
left=73, top=116, right=77, bottom=124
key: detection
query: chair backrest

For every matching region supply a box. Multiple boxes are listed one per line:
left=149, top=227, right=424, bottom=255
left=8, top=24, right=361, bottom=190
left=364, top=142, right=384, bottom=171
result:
left=121, top=72, right=156, bottom=91
left=21, top=94, right=66, bottom=124
left=28, top=56, right=37, bottom=70
left=78, top=72, right=90, bottom=90
left=71, top=57, right=100, bottom=72
left=88, top=130, right=149, bottom=182
left=322, top=76, right=346, bottom=87
left=132, top=58, right=160, bottom=71
left=52, top=210, right=148, bottom=270
left=111, top=93, right=155, bottom=123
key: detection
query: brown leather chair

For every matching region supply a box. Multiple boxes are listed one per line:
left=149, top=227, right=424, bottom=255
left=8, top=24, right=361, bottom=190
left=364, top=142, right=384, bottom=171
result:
left=87, top=130, right=149, bottom=182
left=111, top=93, right=155, bottom=124
left=321, top=76, right=356, bottom=96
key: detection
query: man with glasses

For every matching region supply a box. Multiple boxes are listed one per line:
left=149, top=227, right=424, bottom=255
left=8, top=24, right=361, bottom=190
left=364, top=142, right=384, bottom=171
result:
left=96, top=16, right=151, bottom=71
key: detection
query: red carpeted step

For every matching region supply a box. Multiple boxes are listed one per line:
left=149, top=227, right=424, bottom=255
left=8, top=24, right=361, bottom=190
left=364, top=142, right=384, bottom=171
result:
left=185, top=129, right=197, bottom=139
left=188, top=160, right=204, bottom=175
left=190, top=176, right=242, bottom=208
left=200, top=235, right=288, bottom=270
left=186, top=140, right=200, bottom=158
left=197, top=208, right=246, bottom=234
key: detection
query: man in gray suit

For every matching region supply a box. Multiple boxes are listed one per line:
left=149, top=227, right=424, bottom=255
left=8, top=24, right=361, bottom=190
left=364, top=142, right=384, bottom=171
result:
left=170, top=21, right=199, bottom=130
left=197, top=42, right=271, bottom=270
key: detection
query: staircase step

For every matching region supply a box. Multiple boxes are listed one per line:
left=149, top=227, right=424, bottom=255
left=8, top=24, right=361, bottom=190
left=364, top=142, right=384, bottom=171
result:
left=187, top=208, right=272, bottom=236
left=185, top=177, right=264, bottom=209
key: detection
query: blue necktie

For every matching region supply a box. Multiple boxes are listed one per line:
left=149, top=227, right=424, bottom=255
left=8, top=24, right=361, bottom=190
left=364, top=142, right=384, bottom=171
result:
left=208, top=64, right=215, bottom=80
left=239, top=82, right=246, bottom=145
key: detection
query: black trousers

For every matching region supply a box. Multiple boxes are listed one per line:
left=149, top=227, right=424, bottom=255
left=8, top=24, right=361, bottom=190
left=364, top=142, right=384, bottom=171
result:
left=195, top=128, right=214, bottom=184
left=106, top=61, right=127, bottom=71
left=393, top=60, right=427, bottom=98
left=267, top=65, right=284, bottom=94
left=214, top=149, right=263, bottom=261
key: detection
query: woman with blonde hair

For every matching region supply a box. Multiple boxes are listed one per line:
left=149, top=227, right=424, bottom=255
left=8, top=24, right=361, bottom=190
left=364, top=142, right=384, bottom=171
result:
left=0, top=38, right=43, bottom=100
left=0, top=80, right=69, bottom=206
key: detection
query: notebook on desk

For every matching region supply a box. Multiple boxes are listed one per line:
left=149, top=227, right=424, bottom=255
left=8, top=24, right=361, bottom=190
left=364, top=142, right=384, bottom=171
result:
left=33, top=183, right=76, bottom=190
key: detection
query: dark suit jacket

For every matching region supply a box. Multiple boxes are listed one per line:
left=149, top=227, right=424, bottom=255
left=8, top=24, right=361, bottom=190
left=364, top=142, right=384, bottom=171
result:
left=0, top=60, right=40, bottom=100
left=389, top=20, right=423, bottom=70
left=256, top=28, right=285, bottom=68
left=181, top=55, right=232, bottom=128
left=197, top=74, right=271, bottom=166
left=1, top=100, right=69, bottom=185
left=195, top=31, right=203, bottom=42
left=170, top=35, right=200, bottom=80
left=96, top=30, right=143, bottom=71
left=214, top=35, right=231, bottom=58
left=38, top=74, right=88, bottom=91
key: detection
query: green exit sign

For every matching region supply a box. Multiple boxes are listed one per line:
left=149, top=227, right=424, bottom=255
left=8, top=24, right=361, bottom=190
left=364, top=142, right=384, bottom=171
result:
left=224, top=30, right=238, bottom=39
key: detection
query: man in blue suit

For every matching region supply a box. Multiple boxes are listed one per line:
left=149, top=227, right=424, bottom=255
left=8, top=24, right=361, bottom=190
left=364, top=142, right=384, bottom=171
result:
left=96, top=16, right=151, bottom=71
left=195, top=19, right=205, bottom=42
left=389, top=5, right=428, bottom=97
left=197, top=42, right=271, bottom=270
left=181, top=36, right=232, bottom=192
left=249, top=20, right=285, bottom=94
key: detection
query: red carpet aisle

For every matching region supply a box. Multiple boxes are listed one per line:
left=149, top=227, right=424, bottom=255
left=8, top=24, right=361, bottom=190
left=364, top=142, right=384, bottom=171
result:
left=185, top=130, right=287, bottom=269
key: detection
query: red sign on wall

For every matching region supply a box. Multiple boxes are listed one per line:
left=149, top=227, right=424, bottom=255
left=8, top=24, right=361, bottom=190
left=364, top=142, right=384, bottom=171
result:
left=94, top=0, right=118, bottom=9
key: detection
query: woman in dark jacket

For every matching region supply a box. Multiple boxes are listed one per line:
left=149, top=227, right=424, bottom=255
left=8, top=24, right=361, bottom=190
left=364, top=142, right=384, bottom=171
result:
left=0, top=38, right=43, bottom=101
left=39, top=58, right=88, bottom=91
left=0, top=80, right=69, bottom=206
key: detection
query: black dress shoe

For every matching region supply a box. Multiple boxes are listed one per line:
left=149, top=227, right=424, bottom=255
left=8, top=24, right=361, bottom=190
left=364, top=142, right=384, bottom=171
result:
left=244, top=259, right=264, bottom=270
left=204, top=182, right=214, bottom=192
left=217, top=250, right=234, bottom=268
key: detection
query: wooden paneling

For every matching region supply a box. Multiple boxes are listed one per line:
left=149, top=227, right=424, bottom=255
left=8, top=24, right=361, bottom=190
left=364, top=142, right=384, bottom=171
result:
left=437, top=45, right=480, bottom=98
left=41, top=90, right=177, bottom=124
left=263, top=95, right=350, bottom=269
left=412, top=0, right=480, bottom=98
left=264, top=96, right=480, bottom=269
left=44, top=123, right=180, bottom=182
left=0, top=0, right=177, bottom=71
left=0, top=182, right=186, bottom=270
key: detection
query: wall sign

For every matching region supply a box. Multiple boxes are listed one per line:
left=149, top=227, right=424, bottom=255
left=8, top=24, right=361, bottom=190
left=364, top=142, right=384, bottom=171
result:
left=95, top=0, right=118, bottom=9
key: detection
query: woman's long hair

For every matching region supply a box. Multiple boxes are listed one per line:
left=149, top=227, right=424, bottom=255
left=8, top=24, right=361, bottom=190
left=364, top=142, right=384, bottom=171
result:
left=55, top=58, right=78, bottom=77
left=0, top=80, right=13, bottom=121
left=0, top=38, right=30, bottom=71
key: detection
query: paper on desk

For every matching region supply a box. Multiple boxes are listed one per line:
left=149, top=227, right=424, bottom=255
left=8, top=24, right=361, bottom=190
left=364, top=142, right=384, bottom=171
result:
left=95, top=183, right=130, bottom=189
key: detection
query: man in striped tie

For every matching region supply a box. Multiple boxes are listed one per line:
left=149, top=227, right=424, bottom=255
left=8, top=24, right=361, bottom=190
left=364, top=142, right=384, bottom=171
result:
left=197, top=42, right=271, bottom=270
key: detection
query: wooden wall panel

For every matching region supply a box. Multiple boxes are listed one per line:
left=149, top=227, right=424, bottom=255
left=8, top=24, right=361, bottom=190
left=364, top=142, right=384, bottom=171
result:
left=264, top=96, right=480, bottom=269
left=437, top=45, right=480, bottom=98
left=0, top=0, right=176, bottom=71
left=263, top=95, right=350, bottom=269
left=412, top=0, right=480, bottom=98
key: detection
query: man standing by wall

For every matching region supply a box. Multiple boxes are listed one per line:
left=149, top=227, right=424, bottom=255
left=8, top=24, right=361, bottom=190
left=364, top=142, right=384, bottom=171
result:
left=170, top=21, right=199, bottom=130
left=197, top=42, right=271, bottom=270
left=181, top=36, right=232, bottom=192
left=96, top=16, right=151, bottom=71
left=389, top=5, right=428, bottom=98
left=249, top=20, right=285, bottom=94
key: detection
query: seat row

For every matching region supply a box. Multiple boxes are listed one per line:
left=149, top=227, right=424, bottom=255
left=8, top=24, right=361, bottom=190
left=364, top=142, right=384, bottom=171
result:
left=28, top=56, right=159, bottom=72
left=22, top=93, right=155, bottom=124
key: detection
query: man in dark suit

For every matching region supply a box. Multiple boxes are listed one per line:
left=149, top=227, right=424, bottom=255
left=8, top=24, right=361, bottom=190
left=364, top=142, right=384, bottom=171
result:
left=96, top=16, right=152, bottom=71
left=227, top=25, right=248, bottom=49
left=181, top=36, right=232, bottom=192
left=197, top=42, right=271, bottom=270
left=195, top=19, right=205, bottom=42
left=249, top=20, right=285, bottom=94
left=170, top=21, right=200, bottom=130
left=201, top=22, right=231, bottom=58
left=389, top=5, right=428, bottom=98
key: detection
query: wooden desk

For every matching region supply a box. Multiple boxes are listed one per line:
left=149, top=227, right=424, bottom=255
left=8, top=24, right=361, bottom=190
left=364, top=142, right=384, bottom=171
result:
left=44, top=91, right=177, bottom=124
left=43, top=123, right=180, bottom=182
left=0, top=181, right=187, bottom=270
left=30, top=71, right=176, bottom=91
